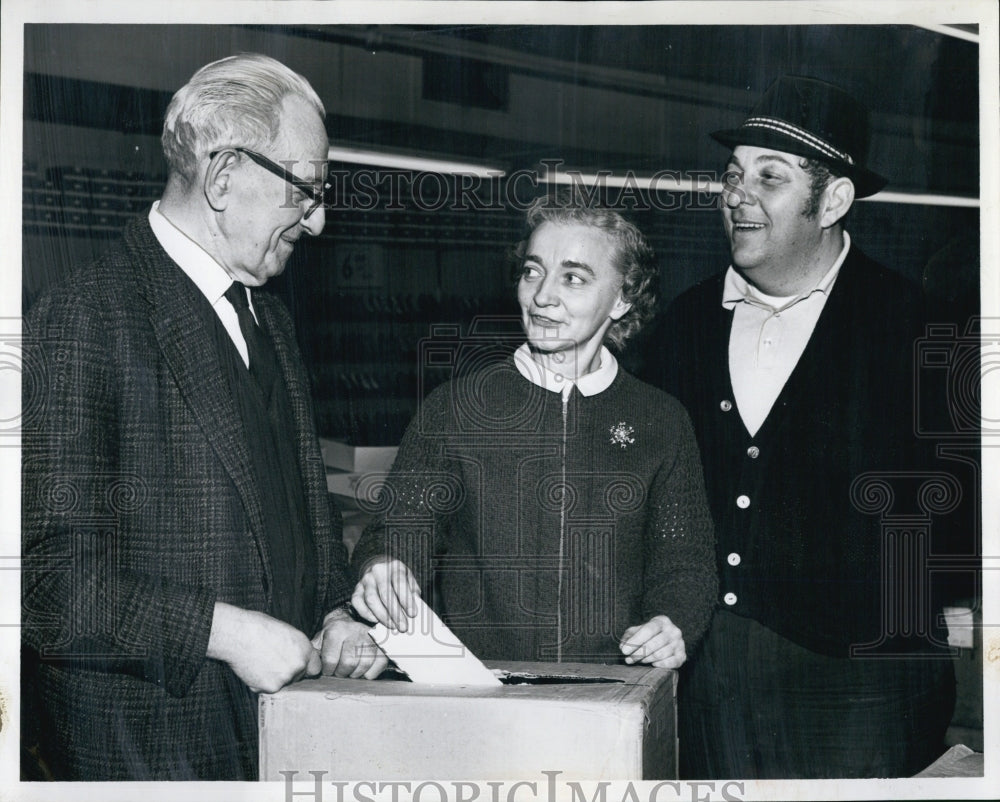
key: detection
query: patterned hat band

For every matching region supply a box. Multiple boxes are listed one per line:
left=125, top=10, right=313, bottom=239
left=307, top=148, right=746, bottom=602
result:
left=742, top=116, right=856, bottom=165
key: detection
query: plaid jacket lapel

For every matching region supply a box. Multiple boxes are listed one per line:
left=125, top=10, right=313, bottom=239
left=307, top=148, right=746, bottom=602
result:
left=125, top=219, right=273, bottom=589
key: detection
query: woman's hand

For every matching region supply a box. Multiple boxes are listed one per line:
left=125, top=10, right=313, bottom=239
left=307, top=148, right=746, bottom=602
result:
left=619, top=615, right=686, bottom=669
left=351, top=557, right=422, bottom=632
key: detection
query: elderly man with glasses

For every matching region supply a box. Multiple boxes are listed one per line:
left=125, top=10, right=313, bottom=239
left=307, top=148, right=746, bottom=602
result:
left=21, top=53, right=384, bottom=782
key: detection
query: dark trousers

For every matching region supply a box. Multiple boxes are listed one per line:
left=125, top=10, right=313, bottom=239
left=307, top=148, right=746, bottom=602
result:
left=678, top=610, right=955, bottom=779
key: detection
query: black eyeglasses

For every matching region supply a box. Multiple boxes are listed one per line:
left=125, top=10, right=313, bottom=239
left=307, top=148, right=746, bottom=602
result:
left=209, top=147, right=330, bottom=220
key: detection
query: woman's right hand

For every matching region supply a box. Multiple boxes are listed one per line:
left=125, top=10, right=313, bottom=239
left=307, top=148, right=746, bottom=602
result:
left=351, top=557, right=422, bottom=632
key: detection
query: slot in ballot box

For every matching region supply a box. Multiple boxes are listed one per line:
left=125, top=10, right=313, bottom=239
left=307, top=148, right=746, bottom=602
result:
left=259, top=662, right=677, bottom=780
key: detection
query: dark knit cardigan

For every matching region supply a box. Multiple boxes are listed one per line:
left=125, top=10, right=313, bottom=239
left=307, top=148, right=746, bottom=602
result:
left=642, top=246, right=953, bottom=657
left=351, top=359, right=718, bottom=664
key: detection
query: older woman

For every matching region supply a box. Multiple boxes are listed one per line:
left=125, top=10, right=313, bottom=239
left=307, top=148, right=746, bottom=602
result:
left=350, top=194, right=717, bottom=669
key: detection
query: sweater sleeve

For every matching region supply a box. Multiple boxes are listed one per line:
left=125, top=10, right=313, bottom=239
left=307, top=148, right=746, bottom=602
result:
left=350, top=386, right=458, bottom=594
left=21, top=292, right=216, bottom=699
left=640, top=403, right=718, bottom=651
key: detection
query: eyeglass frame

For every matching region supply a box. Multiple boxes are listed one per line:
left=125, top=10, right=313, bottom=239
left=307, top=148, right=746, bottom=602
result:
left=208, top=146, right=330, bottom=220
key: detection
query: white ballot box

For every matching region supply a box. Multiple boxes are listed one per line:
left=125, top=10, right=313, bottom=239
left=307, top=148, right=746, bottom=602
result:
left=259, top=662, right=677, bottom=780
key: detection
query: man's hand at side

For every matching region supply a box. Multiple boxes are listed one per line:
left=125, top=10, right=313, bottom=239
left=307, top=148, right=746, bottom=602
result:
left=312, top=606, right=388, bottom=679
left=207, top=601, right=320, bottom=693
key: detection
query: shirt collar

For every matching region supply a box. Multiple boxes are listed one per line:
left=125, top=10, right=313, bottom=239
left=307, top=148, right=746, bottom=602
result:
left=148, top=200, right=235, bottom=306
left=722, top=231, right=851, bottom=311
left=513, top=342, right=618, bottom=398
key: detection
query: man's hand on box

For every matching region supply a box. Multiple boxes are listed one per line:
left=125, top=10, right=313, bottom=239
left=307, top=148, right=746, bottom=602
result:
left=619, top=614, right=687, bottom=669
left=312, top=606, right=388, bottom=680
left=351, top=556, right=421, bottom=632
left=207, top=602, right=321, bottom=693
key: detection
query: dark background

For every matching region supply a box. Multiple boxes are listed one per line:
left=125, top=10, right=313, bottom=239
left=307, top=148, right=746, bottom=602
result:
left=22, top=23, right=979, bottom=444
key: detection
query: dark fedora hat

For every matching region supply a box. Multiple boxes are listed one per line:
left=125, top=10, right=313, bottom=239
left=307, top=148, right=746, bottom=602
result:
left=711, top=75, right=888, bottom=198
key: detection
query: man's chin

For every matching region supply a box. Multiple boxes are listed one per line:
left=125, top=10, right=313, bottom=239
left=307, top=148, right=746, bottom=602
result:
left=730, top=252, right=764, bottom=273
left=262, top=256, right=291, bottom=281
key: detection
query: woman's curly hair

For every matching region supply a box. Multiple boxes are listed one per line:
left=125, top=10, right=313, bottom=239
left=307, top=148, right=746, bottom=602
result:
left=513, top=190, right=659, bottom=352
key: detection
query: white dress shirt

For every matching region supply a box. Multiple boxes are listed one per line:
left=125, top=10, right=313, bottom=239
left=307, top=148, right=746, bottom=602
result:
left=148, top=201, right=254, bottom=368
left=724, top=233, right=851, bottom=436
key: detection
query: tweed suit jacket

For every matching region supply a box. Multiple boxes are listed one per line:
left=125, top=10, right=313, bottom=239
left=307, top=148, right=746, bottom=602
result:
left=642, top=245, right=950, bottom=657
left=21, top=216, right=352, bottom=780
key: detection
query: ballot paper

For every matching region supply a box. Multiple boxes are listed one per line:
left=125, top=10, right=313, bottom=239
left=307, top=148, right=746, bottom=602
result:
left=368, top=597, right=501, bottom=686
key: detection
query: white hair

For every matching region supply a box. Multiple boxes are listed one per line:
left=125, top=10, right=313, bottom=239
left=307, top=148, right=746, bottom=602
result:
left=161, top=53, right=325, bottom=181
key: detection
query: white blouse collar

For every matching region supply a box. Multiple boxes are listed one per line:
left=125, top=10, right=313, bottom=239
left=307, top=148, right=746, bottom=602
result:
left=513, top=342, right=619, bottom=399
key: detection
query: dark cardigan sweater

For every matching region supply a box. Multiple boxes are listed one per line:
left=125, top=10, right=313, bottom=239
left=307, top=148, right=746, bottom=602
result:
left=352, top=359, right=718, bottom=663
left=642, top=246, right=952, bottom=657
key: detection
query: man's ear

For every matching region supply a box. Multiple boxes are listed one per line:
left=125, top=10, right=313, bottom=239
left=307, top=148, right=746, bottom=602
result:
left=819, top=177, right=855, bottom=228
left=203, top=150, right=236, bottom=213
left=609, top=294, right=633, bottom=321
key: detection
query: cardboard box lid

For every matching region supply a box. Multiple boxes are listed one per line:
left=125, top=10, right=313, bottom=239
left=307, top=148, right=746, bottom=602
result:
left=267, top=661, right=672, bottom=704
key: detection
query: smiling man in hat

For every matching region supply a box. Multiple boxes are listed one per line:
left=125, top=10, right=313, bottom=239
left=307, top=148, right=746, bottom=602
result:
left=642, top=76, right=956, bottom=778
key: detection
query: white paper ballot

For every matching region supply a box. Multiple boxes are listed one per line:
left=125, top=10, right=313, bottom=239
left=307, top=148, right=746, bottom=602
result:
left=368, top=597, right=501, bottom=687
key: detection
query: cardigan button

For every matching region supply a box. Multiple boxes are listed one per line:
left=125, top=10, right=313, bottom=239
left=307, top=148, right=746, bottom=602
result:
left=723, top=592, right=738, bottom=606
left=736, top=494, right=750, bottom=509
left=747, top=446, right=760, bottom=459
left=720, top=399, right=733, bottom=412
left=727, top=552, right=742, bottom=566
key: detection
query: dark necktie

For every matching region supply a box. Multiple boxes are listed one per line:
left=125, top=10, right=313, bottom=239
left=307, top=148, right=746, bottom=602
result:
left=224, top=281, right=279, bottom=396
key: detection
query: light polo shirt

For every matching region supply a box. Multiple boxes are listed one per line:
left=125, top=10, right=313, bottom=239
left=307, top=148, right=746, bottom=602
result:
left=513, top=342, right=618, bottom=399
left=148, top=200, right=254, bottom=368
left=725, top=232, right=851, bottom=436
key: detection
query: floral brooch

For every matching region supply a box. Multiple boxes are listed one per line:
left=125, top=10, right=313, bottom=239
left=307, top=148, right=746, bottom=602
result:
left=609, top=421, right=635, bottom=449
